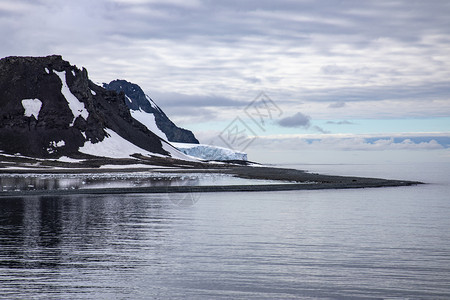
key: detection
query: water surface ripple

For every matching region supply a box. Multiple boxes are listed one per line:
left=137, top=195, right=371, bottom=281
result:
left=0, top=163, right=449, bottom=299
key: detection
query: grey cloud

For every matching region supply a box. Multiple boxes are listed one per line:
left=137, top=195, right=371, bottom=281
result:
left=304, top=82, right=450, bottom=103
left=244, top=77, right=262, bottom=84
left=328, top=102, right=346, bottom=108
left=326, top=120, right=356, bottom=125
left=277, top=112, right=329, bottom=133
left=321, top=65, right=370, bottom=76
left=3, top=1, right=450, bottom=52
left=312, top=125, right=330, bottom=134
left=321, top=65, right=349, bottom=75
left=254, top=134, right=447, bottom=152
left=148, top=91, right=248, bottom=107
left=277, top=112, right=311, bottom=128
left=1, top=0, right=449, bottom=122
left=162, top=106, right=218, bottom=123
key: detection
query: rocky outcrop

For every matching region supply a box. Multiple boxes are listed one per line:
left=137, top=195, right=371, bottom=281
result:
left=104, top=80, right=199, bottom=144
left=0, top=55, right=167, bottom=158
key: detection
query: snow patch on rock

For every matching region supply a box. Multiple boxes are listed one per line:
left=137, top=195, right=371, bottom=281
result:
left=52, top=140, right=65, bottom=147
left=130, top=109, right=167, bottom=140
left=47, top=140, right=65, bottom=153
left=172, top=143, right=248, bottom=161
left=21, top=98, right=42, bottom=119
left=146, top=94, right=160, bottom=111
left=54, top=71, right=89, bottom=126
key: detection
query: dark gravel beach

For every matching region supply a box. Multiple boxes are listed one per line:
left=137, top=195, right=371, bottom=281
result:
left=0, top=157, right=422, bottom=197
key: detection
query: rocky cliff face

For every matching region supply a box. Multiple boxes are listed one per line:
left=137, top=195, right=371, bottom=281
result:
left=103, top=80, right=199, bottom=144
left=0, top=55, right=167, bottom=158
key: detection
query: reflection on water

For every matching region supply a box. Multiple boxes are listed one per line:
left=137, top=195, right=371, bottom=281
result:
left=0, top=172, right=292, bottom=192
left=1, top=185, right=450, bottom=299
left=0, top=194, right=177, bottom=298
left=0, top=173, right=198, bottom=191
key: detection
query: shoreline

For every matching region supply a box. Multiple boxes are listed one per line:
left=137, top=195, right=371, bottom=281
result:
left=0, top=164, right=423, bottom=197
left=0, top=181, right=420, bottom=198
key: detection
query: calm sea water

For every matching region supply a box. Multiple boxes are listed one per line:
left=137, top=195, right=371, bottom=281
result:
left=0, top=162, right=449, bottom=299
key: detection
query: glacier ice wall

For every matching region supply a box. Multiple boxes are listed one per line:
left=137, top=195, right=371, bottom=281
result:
left=172, top=143, right=247, bottom=161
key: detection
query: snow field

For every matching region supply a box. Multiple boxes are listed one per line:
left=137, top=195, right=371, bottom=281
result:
left=79, top=128, right=154, bottom=158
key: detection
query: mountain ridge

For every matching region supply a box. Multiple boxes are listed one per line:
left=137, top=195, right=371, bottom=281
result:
left=0, top=55, right=174, bottom=158
left=103, top=79, right=199, bottom=144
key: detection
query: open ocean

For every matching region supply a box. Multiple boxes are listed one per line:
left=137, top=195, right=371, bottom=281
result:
left=1, top=162, right=449, bottom=299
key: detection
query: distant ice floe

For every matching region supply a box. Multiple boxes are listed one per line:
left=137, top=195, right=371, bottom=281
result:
left=54, top=70, right=89, bottom=126
left=21, top=98, right=42, bottom=120
left=172, top=143, right=248, bottom=161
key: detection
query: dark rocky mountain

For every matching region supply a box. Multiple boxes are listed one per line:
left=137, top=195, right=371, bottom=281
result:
left=103, top=80, right=199, bottom=144
left=0, top=55, right=170, bottom=158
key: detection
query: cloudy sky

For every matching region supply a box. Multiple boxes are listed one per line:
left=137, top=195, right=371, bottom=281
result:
left=1, top=0, right=449, bottom=164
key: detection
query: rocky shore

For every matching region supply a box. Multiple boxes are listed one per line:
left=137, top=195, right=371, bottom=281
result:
left=0, top=155, right=422, bottom=197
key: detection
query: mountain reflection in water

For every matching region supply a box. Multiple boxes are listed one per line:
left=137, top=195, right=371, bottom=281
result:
left=0, top=194, right=177, bottom=298
left=0, top=172, right=292, bottom=192
left=1, top=163, right=449, bottom=299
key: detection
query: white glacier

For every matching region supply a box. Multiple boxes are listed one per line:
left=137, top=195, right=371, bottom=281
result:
left=21, top=98, right=42, bottom=119
left=172, top=142, right=248, bottom=161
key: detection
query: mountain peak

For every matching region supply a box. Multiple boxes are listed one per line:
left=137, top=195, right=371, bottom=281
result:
left=104, top=79, right=157, bottom=112
left=104, top=80, right=199, bottom=144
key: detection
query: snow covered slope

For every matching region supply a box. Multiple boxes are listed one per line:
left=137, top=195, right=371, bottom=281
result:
left=79, top=128, right=196, bottom=161
left=128, top=98, right=167, bottom=140
left=172, top=143, right=248, bottom=161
